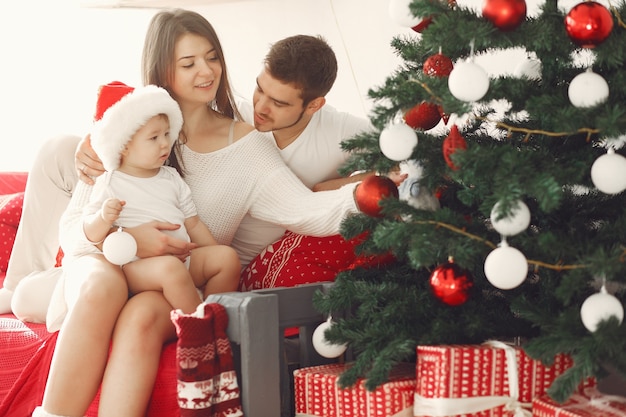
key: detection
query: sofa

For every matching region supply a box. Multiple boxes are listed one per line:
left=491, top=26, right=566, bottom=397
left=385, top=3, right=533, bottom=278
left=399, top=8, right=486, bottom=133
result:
left=0, top=171, right=340, bottom=417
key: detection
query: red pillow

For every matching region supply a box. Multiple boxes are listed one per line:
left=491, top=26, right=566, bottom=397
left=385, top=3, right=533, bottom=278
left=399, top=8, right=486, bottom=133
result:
left=239, top=231, right=357, bottom=292
left=0, top=192, right=24, bottom=272
left=239, top=231, right=397, bottom=292
left=239, top=231, right=396, bottom=337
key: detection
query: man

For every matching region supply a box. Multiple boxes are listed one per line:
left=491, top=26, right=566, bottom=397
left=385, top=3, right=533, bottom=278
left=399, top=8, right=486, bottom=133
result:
left=233, top=35, right=379, bottom=277
left=234, top=35, right=407, bottom=291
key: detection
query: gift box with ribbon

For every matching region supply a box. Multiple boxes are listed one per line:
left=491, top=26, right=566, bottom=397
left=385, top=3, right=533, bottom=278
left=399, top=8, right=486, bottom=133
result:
left=414, top=341, right=592, bottom=417
left=293, top=362, right=416, bottom=417
left=532, top=387, right=626, bottom=416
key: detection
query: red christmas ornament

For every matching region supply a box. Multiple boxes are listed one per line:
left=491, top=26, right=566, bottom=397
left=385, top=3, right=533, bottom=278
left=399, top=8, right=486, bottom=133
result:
left=346, top=231, right=396, bottom=270
left=438, top=105, right=450, bottom=125
left=355, top=175, right=399, bottom=217
left=404, top=102, right=442, bottom=131
left=482, top=0, right=527, bottom=31
left=411, top=0, right=457, bottom=32
left=411, top=16, right=433, bottom=33
left=429, top=257, right=473, bottom=306
left=423, top=53, right=454, bottom=77
left=348, top=251, right=396, bottom=270
left=434, top=186, right=446, bottom=200
left=442, top=125, right=467, bottom=170
left=565, top=1, right=614, bottom=48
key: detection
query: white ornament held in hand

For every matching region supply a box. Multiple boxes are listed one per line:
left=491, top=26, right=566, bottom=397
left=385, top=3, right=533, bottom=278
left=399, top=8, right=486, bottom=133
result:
left=103, top=228, right=137, bottom=266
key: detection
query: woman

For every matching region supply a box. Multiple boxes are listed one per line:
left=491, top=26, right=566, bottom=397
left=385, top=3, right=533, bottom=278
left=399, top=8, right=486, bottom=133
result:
left=35, top=9, right=360, bottom=417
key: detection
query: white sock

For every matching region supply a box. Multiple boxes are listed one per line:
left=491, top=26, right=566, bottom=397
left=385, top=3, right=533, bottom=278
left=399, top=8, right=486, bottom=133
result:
left=0, top=287, right=13, bottom=314
left=32, top=406, right=74, bottom=417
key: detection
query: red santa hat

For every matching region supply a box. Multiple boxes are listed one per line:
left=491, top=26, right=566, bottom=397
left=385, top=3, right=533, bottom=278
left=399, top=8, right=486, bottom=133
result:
left=91, top=81, right=183, bottom=172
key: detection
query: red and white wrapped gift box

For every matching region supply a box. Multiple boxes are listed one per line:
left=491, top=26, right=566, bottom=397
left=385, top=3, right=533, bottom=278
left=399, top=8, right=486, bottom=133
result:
left=414, top=341, right=592, bottom=417
left=533, top=387, right=626, bottom=417
left=294, top=362, right=416, bottom=417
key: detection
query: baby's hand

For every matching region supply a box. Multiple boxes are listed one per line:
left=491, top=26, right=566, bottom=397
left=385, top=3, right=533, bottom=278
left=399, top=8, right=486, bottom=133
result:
left=100, top=198, right=126, bottom=224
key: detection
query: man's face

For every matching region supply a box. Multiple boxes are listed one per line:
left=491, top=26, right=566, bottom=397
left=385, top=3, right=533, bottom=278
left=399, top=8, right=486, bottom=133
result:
left=252, top=67, right=307, bottom=133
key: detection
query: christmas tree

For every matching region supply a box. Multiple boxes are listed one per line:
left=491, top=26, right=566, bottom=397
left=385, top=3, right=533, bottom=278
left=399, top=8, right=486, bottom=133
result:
left=314, top=0, right=626, bottom=402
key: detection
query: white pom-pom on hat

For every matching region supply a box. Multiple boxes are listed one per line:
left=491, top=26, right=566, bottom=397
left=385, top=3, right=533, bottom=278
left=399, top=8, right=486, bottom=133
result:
left=90, top=81, right=183, bottom=172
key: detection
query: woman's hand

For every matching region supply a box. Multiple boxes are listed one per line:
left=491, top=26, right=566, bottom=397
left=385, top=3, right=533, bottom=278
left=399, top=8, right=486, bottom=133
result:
left=75, top=134, right=105, bottom=185
left=125, top=221, right=198, bottom=261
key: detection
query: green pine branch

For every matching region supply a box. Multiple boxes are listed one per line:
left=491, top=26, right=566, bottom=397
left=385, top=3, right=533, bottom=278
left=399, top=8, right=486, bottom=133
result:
left=320, top=0, right=626, bottom=399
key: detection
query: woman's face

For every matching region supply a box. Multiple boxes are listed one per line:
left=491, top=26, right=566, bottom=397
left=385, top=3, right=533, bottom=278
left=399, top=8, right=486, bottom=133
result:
left=170, top=33, right=222, bottom=108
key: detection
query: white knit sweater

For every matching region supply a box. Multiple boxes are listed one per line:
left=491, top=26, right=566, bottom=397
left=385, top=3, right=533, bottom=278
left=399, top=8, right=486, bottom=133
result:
left=59, top=130, right=358, bottom=260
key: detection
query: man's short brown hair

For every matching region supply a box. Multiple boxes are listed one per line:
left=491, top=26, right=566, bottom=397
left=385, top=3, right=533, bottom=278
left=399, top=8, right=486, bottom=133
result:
left=264, top=35, right=338, bottom=105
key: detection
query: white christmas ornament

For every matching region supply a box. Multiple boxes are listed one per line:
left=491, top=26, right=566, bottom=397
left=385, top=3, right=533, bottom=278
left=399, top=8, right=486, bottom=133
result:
left=484, top=240, right=528, bottom=290
left=388, top=0, right=422, bottom=27
left=103, top=227, right=137, bottom=265
left=379, top=123, right=418, bottom=161
left=490, top=200, right=531, bottom=236
left=580, top=285, right=624, bottom=332
left=590, top=148, right=626, bottom=194
left=514, top=58, right=541, bottom=81
left=448, top=61, right=490, bottom=102
left=568, top=69, right=609, bottom=108
left=312, top=318, right=348, bottom=358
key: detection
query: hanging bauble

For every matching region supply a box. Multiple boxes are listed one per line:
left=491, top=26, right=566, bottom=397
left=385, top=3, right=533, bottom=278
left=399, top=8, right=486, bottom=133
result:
left=412, top=16, right=434, bottom=32
left=590, top=148, right=626, bottom=194
left=448, top=61, right=489, bottom=102
left=346, top=231, right=396, bottom=270
left=438, top=105, right=450, bottom=125
left=568, top=69, right=609, bottom=108
left=312, top=317, right=348, bottom=358
left=423, top=53, right=454, bottom=77
left=429, top=257, right=474, bottom=306
left=355, top=175, right=400, bottom=217
left=565, top=1, right=614, bottom=48
left=514, top=57, right=541, bottom=81
left=482, top=0, right=527, bottom=31
left=442, top=125, right=467, bottom=170
left=389, top=0, right=424, bottom=27
left=580, top=285, right=624, bottom=332
left=103, top=227, right=137, bottom=266
left=379, top=123, right=418, bottom=161
left=490, top=199, right=531, bottom=236
left=348, top=251, right=396, bottom=270
left=414, top=0, right=459, bottom=31
left=484, top=240, right=528, bottom=290
left=404, top=102, right=442, bottom=131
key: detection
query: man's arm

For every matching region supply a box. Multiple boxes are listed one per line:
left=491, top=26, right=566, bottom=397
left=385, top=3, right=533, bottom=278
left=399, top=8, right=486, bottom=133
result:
left=312, top=169, right=408, bottom=192
left=312, top=171, right=373, bottom=192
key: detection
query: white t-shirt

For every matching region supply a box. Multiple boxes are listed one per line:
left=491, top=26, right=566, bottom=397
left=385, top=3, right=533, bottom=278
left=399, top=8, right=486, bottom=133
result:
left=63, top=166, right=195, bottom=263
left=232, top=102, right=373, bottom=267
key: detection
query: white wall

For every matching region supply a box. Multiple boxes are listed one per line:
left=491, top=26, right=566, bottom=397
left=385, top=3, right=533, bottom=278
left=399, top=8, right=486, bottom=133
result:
left=1, top=0, right=588, bottom=172
left=0, top=0, right=412, bottom=171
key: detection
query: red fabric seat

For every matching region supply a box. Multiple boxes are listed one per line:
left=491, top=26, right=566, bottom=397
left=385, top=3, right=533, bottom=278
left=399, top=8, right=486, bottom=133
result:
left=0, top=172, right=180, bottom=417
left=0, top=314, right=179, bottom=417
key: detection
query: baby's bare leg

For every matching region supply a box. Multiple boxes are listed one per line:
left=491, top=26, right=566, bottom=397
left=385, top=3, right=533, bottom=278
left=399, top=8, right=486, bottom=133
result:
left=189, top=245, right=241, bottom=298
left=123, top=256, right=201, bottom=313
